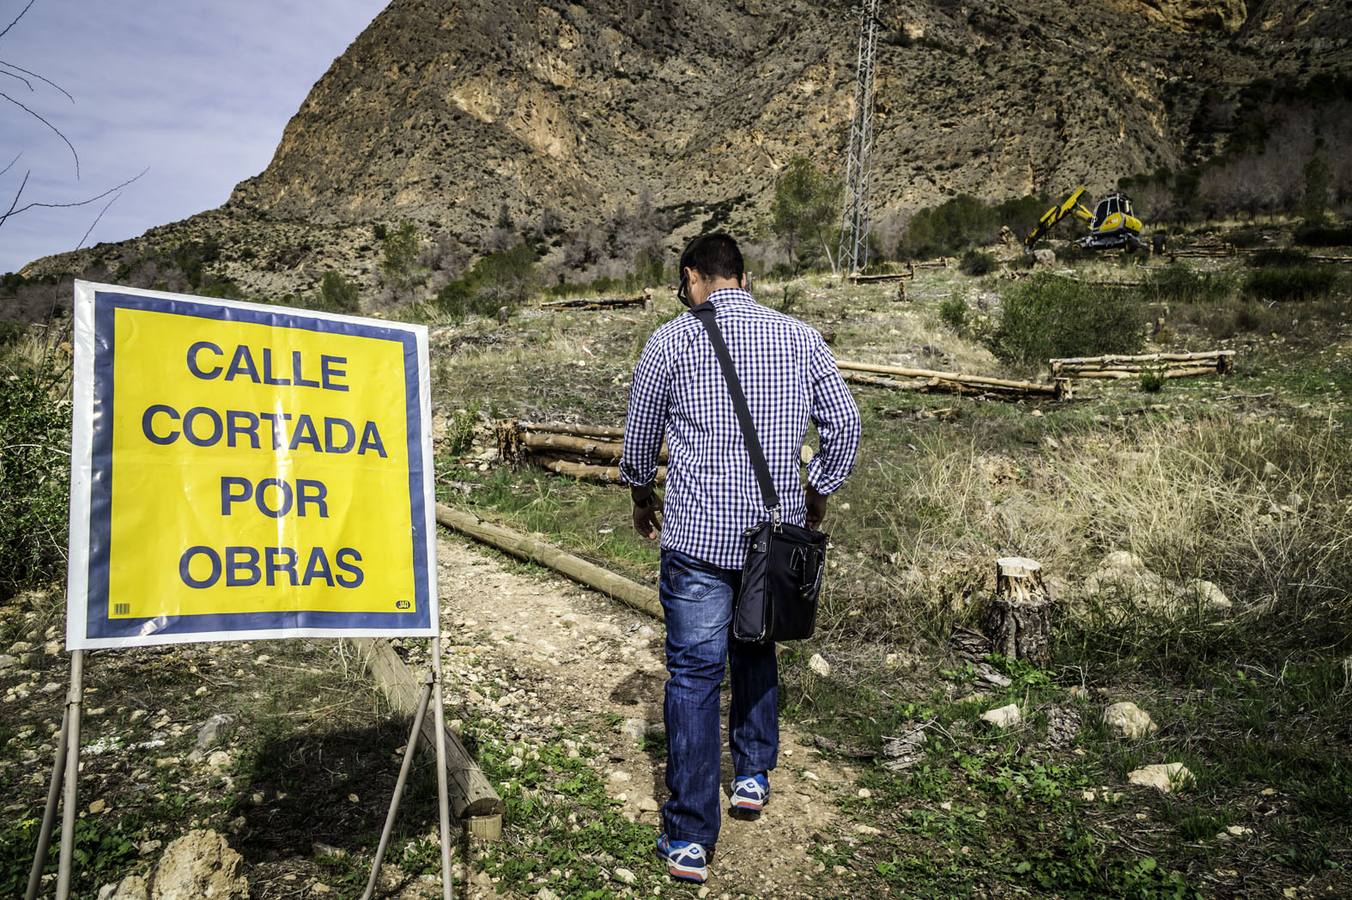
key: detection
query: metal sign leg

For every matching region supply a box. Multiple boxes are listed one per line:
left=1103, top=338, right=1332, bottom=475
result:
left=55, top=649, right=85, bottom=900
left=25, top=705, right=70, bottom=900
left=431, top=638, right=454, bottom=900
left=360, top=675, right=434, bottom=900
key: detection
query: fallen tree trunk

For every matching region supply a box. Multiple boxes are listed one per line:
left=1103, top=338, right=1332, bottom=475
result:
left=344, top=638, right=505, bottom=837
left=838, top=360, right=1070, bottom=400
left=1064, top=366, right=1219, bottom=380
left=540, top=294, right=648, bottom=311
left=515, top=421, right=626, bottom=440
left=541, top=458, right=668, bottom=484
left=436, top=503, right=662, bottom=619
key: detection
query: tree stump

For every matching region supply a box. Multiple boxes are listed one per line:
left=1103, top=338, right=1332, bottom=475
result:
left=985, top=557, right=1053, bottom=666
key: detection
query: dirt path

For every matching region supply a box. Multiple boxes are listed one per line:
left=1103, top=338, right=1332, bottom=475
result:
left=432, top=534, right=856, bottom=898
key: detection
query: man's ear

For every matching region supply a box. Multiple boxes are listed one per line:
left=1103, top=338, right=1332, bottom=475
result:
left=739, top=272, right=748, bottom=289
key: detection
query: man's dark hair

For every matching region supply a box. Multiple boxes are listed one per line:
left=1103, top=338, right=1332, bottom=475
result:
left=679, top=233, right=744, bottom=281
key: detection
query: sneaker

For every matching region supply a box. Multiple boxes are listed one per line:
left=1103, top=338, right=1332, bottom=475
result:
left=730, top=773, right=770, bottom=812
left=656, top=833, right=709, bottom=883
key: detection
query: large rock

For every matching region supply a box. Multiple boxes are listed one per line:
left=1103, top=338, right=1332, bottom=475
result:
left=1081, top=550, right=1175, bottom=609
left=1127, top=762, right=1194, bottom=794
left=195, top=714, right=236, bottom=751
left=980, top=703, right=1022, bottom=730
left=1103, top=701, right=1157, bottom=739
left=1185, top=579, right=1232, bottom=612
left=99, top=876, right=149, bottom=900
left=149, top=830, right=248, bottom=900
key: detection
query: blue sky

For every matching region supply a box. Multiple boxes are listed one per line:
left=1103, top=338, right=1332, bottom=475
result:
left=0, top=0, right=388, bottom=273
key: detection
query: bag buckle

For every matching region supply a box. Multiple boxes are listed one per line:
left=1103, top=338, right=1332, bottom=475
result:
left=769, top=506, right=782, bottom=530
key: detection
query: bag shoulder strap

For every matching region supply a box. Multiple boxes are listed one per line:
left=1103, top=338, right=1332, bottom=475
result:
left=689, top=302, right=780, bottom=516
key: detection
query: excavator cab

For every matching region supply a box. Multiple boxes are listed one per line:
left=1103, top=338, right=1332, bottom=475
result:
left=1026, top=186, right=1144, bottom=251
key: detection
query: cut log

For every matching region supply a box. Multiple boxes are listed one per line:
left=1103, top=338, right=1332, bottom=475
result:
left=436, top=503, right=662, bottom=619
left=540, top=458, right=668, bottom=484
left=984, top=557, right=1053, bottom=667
left=838, top=360, right=1070, bottom=400
left=515, top=422, right=626, bottom=440
left=344, top=638, right=505, bottom=832
left=540, top=294, right=648, bottom=311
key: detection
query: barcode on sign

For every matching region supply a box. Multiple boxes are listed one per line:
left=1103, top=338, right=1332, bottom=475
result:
left=113, top=603, right=130, bottom=616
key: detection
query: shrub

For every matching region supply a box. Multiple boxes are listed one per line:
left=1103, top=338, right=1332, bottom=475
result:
left=436, top=243, right=539, bottom=321
left=959, top=249, right=996, bottom=276
left=316, top=270, right=360, bottom=313
left=0, top=360, right=70, bottom=597
left=938, top=294, right=968, bottom=333
left=380, top=220, right=421, bottom=288
left=989, top=274, right=1145, bottom=367
left=1293, top=223, right=1352, bottom=247
left=1137, top=265, right=1236, bottom=304
left=1247, top=248, right=1308, bottom=268
left=1139, top=369, right=1165, bottom=393
left=899, top=193, right=1046, bottom=259
left=1243, top=265, right=1338, bottom=302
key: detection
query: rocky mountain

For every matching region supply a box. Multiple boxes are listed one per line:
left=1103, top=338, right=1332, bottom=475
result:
left=21, top=0, right=1352, bottom=299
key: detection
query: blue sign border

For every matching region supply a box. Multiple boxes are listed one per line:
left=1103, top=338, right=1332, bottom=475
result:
left=87, top=290, right=431, bottom=638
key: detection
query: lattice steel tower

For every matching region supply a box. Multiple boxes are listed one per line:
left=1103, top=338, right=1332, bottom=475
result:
left=838, top=0, right=881, bottom=275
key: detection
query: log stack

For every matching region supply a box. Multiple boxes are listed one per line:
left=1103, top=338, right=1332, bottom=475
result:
left=837, top=360, right=1072, bottom=401
left=1049, top=350, right=1234, bottom=380
left=848, top=262, right=916, bottom=285
left=496, top=420, right=666, bottom=484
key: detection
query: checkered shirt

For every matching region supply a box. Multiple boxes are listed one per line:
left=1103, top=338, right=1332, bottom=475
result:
left=620, top=288, right=861, bottom=570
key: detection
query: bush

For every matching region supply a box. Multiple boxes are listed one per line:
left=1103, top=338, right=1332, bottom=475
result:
left=1139, top=369, right=1165, bottom=393
left=1243, top=265, right=1339, bottom=302
left=316, top=270, right=360, bottom=313
left=380, top=220, right=421, bottom=288
left=938, top=294, right=968, bottom=333
left=1293, top=223, right=1352, bottom=247
left=959, top=249, right=997, bottom=276
left=899, top=194, right=1046, bottom=259
left=1247, top=248, right=1309, bottom=268
left=0, top=361, right=70, bottom=597
left=989, top=274, right=1145, bottom=367
left=436, top=243, right=539, bottom=322
left=1137, top=265, right=1236, bottom=304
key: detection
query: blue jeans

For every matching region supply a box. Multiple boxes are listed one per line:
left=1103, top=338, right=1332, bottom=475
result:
left=659, top=549, right=779, bottom=847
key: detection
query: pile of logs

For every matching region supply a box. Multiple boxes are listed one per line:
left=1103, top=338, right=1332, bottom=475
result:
left=540, top=291, right=650, bottom=312
left=1170, top=241, right=1237, bottom=259
left=837, top=360, right=1072, bottom=401
left=1049, top=350, right=1235, bottom=380
left=848, top=262, right=916, bottom=285
left=496, top=420, right=665, bottom=484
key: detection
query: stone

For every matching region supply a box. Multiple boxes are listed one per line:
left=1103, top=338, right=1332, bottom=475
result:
left=618, top=717, right=646, bottom=743
left=980, top=703, right=1021, bottom=729
left=613, top=866, right=637, bottom=885
left=607, top=770, right=631, bottom=784
left=1127, top=762, right=1193, bottom=794
left=1103, top=702, right=1157, bottom=740
left=638, top=797, right=659, bottom=813
left=854, top=824, right=881, bottom=836
left=195, top=714, right=236, bottom=751
left=537, top=890, right=560, bottom=900
left=808, top=653, right=831, bottom=677
left=1185, top=579, right=1232, bottom=612
left=0, top=654, right=17, bottom=670
left=1081, top=550, right=1176, bottom=609
left=101, top=875, right=150, bottom=900
left=1033, top=248, right=1056, bottom=266
left=205, top=750, right=233, bottom=774
left=89, top=798, right=108, bottom=814
left=149, top=830, right=249, bottom=899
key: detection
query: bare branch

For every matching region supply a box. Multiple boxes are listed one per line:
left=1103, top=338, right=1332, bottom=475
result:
left=1, top=167, right=29, bottom=223
left=0, top=0, right=37, bottom=43
left=76, top=188, right=122, bottom=249
left=0, top=166, right=147, bottom=227
left=0, top=60, right=74, bottom=102
left=0, top=89, right=78, bottom=176
left=0, top=63, right=30, bottom=90
left=0, top=151, right=19, bottom=178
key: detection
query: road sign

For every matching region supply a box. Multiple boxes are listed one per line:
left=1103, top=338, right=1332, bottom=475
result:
left=66, top=282, right=437, bottom=648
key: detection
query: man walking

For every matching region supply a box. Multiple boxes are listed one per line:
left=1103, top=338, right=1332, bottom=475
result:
left=620, top=234, right=861, bottom=883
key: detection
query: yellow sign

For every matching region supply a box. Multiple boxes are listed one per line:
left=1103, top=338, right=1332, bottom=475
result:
left=67, top=282, right=437, bottom=649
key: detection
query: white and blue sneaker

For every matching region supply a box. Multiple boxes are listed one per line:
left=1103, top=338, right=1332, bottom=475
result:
left=656, top=833, right=709, bottom=883
left=730, top=773, right=770, bottom=813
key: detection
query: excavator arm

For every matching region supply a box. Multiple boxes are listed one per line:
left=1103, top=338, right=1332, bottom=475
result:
left=1025, top=186, right=1094, bottom=249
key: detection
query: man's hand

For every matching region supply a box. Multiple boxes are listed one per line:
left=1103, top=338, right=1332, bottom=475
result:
left=806, top=485, right=829, bottom=531
left=631, top=486, right=662, bottom=540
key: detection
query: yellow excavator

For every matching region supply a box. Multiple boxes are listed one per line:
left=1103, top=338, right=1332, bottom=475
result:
left=1025, top=187, right=1143, bottom=251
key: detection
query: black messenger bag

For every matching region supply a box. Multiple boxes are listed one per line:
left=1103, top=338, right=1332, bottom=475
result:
left=690, top=303, right=828, bottom=644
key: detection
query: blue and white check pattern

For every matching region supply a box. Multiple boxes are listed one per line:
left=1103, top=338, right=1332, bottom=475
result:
left=620, top=288, right=861, bottom=570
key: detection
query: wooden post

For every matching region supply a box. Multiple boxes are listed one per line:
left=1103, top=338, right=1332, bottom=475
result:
left=985, top=557, right=1053, bottom=667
